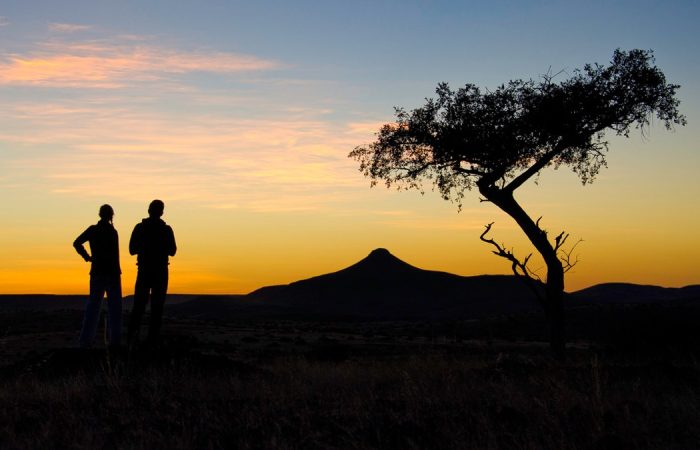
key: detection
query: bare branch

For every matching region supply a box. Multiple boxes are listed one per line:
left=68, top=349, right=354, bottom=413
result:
left=553, top=231, right=570, bottom=253
left=480, top=223, right=544, bottom=305
left=560, top=238, right=583, bottom=273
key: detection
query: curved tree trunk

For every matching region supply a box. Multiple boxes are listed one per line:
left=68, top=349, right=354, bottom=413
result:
left=480, top=185, right=566, bottom=358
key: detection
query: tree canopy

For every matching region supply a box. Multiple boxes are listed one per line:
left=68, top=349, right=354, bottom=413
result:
left=350, top=49, right=685, bottom=206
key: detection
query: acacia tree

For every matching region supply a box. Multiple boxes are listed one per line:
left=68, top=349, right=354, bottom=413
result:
left=349, top=49, right=685, bottom=356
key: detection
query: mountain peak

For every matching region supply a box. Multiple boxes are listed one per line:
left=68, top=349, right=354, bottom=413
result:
left=363, top=248, right=403, bottom=265
left=351, top=248, right=418, bottom=274
left=368, top=248, right=391, bottom=258
left=245, top=247, right=543, bottom=319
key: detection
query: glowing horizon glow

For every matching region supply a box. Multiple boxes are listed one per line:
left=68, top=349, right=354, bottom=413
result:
left=1, top=2, right=699, bottom=295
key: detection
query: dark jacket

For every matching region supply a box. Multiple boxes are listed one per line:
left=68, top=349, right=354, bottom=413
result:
left=129, top=217, right=177, bottom=270
left=73, top=220, right=121, bottom=276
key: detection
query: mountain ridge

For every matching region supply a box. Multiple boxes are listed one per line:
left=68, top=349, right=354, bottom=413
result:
left=2, top=250, right=698, bottom=319
left=245, top=248, right=544, bottom=319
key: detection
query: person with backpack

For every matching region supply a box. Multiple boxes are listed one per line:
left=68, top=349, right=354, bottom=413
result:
left=127, top=199, right=177, bottom=349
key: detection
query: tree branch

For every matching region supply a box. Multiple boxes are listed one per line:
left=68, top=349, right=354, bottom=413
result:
left=394, top=162, right=433, bottom=178
left=559, top=238, right=583, bottom=273
left=480, top=222, right=544, bottom=305
left=503, top=146, right=562, bottom=193
left=553, top=231, right=569, bottom=253
left=455, top=166, right=487, bottom=176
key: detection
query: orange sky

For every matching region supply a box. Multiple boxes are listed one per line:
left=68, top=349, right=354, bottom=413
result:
left=2, top=134, right=698, bottom=295
left=1, top=4, right=699, bottom=294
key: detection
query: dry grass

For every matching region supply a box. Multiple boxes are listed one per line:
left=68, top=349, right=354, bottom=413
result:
left=1, top=348, right=699, bottom=450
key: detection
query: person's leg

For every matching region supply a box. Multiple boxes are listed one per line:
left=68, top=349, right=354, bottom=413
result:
left=79, top=276, right=106, bottom=348
left=128, top=271, right=150, bottom=347
left=105, top=275, right=123, bottom=347
left=147, top=269, right=168, bottom=345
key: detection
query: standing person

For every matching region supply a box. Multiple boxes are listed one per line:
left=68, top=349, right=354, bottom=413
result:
left=73, top=204, right=122, bottom=348
left=127, top=199, right=177, bottom=348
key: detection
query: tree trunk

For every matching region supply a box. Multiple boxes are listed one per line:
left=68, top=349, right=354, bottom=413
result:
left=544, top=264, right=566, bottom=359
left=480, top=185, right=566, bottom=357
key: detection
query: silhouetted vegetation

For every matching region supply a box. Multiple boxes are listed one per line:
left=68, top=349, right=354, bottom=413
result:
left=350, top=49, right=686, bottom=356
left=1, top=305, right=700, bottom=449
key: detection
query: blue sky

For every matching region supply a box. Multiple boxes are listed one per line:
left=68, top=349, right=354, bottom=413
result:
left=1, top=0, right=698, bottom=293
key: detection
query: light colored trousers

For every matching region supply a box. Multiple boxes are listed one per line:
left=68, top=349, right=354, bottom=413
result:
left=79, top=274, right=123, bottom=347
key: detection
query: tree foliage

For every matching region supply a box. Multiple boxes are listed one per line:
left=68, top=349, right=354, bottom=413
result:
left=350, top=49, right=685, bottom=207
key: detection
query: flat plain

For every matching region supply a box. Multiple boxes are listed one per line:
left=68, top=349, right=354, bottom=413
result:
left=1, top=296, right=699, bottom=450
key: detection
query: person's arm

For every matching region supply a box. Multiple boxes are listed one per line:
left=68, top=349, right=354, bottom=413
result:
left=73, top=227, right=92, bottom=262
left=167, top=226, right=177, bottom=257
left=129, top=224, right=142, bottom=256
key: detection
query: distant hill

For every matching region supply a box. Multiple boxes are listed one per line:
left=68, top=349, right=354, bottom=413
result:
left=243, top=248, right=544, bottom=319
left=569, top=282, right=700, bottom=305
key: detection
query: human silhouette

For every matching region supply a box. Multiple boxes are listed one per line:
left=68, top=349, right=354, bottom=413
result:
left=127, top=199, right=177, bottom=348
left=73, top=204, right=122, bottom=348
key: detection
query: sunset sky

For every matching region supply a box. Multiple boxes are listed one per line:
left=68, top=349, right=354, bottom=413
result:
left=1, top=0, right=698, bottom=294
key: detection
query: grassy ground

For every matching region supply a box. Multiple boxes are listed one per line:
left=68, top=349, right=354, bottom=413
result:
left=1, top=311, right=699, bottom=449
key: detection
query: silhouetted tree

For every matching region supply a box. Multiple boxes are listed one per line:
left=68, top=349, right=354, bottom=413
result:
left=349, top=49, right=685, bottom=357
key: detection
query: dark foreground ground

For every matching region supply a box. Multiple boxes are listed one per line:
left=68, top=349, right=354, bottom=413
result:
left=1, top=306, right=699, bottom=449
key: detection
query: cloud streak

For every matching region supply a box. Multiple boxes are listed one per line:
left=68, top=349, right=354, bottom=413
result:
left=0, top=37, right=281, bottom=88
left=1, top=100, right=375, bottom=212
left=49, top=22, right=93, bottom=33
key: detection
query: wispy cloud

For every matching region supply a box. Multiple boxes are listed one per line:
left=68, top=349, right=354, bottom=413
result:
left=1, top=100, right=375, bottom=212
left=0, top=37, right=281, bottom=88
left=49, top=22, right=92, bottom=33
left=0, top=17, right=9, bottom=27
left=0, top=27, right=372, bottom=213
